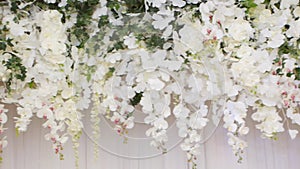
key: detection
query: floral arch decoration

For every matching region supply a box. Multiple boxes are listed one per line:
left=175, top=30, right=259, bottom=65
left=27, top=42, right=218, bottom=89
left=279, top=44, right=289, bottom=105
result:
left=0, top=0, right=299, bottom=169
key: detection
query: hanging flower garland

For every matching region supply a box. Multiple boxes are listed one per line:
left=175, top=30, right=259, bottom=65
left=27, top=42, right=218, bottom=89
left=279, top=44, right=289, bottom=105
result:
left=0, top=0, right=299, bottom=168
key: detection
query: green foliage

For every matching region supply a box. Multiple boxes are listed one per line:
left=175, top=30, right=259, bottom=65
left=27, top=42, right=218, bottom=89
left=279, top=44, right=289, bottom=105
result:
left=263, top=0, right=270, bottom=4
left=240, top=0, right=257, bottom=8
left=107, top=0, right=121, bottom=10
left=145, top=34, right=165, bottom=50
left=124, top=0, right=145, bottom=13
left=2, top=53, right=27, bottom=92
left=294, top=67, right=300, bottom=80
left=9, top=0, right=20, bottom=13
left=98, top=15, right=109, bottom=28
left=0, top=24, right=14, bottom=51
left=104, top=67, right=115, bottom=80
left=130, top=92, right=143, bottom=106
left=239, top=0, right=257, bottom=13
left=65, top=0, right=100, bottom=48
left=27, top=79, right=37, bottom=89
left=0, top=38, right=14, bottom=51
left=278, top=42, right=300, bottom=56
left=276, top=42, right=300, bottom=80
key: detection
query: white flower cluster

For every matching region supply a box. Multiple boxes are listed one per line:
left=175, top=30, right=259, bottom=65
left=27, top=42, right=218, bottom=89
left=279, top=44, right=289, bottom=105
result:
left=0, top=0, right=300, bottom=167
left=0, top=9, right=83, bottom=159
left=0, top=104, right=8, bottom=152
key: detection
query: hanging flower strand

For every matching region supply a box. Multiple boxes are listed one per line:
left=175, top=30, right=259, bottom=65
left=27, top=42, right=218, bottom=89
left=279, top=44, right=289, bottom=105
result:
left=0, top=0, right=298, bottom=168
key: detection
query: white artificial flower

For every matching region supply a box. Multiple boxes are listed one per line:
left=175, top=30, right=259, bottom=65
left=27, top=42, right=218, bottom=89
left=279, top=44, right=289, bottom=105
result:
left=280, top=0, right=298, bottom=9
left=107, top=53, right=122, bottom=64
left=283, top=58, right=297, bottom=72
left=225, top=101, right=247, bottom=124
left=124, top=34, right=138, bottom=49
left=187, top=0, right=199, bottom=4
left=111, top=112, right=126, bottom=124
left=92, top=7, right=108, bottom=19
left=201, top=23, right=224, bottom=40
left=173, top=104, right=190, bottom=119
left=146, top=127, right=167, bottom=142
left=180, top=139, right=201, bottom=160
left=146, top=0, right=166, bottom=8
left=61, top=86, right=74, bottom=99
left=188, top=130, right=201, bottom=143
left=224, top=78, right=242, bottom=97
left=254, top=49, right=273, bottom=73
left=213, top=0, right=235, bottom=6
left=147, top=78, right=165, bottom=90
left=170, top=0, right=186, bottom=7
left=287, top=108, right=300, bottom=125
left=37, top=108, right=53, bottom=119
left=176, top=120, right=188, bottom=137
left=44, top=0, right=56, bottom=3
left=286, top=20, right=300, bottom=38
left=58, top=0, right=67, bottom=7
left=152, top=10, right=174, bottom=30
left=236, top=45, right=253, bottom=58
left=289, top=129, right=298, bottom=139
left=231, top=62, right=260, bottom=87
left=3, top=15, right=28, bottom=37
left=118, top=100, right=134, bottom=115
left=294, top=6, right=300, bottom=17
left=254, top=0, right=265, bottom=4
left=37, top=10, right=67, bottom=64
left=0, top=113, right=7, bottom=124
left=228, top=19, right=254, bottom=41
left=227, top=133, right=248, bottom=154
left=124, top=116, right=135, bottom=129
left=257, top=76, right=281, bottom=107
left=176, top=20, right=204, bottom=53
left=1, top=0, right=299, bottom=163
left=140, top=92, right=153, bottom=112
left=189, top=112, right=208, bottom=129
left=199, top=2, right=216, bottom=23
left=0, top=137, right=8, bottom=149
left=15, top=106, right=33, bottom=132
left=238, top=124, right=250, bottom=135
left=153, top=117, right=168, bottom=129
left=141, top=50, right=166, bottom=69
left=252, top=106, right=284, bottom=137
left=54, top=108, right=67, bottom=121
left=0, top=107, right=8, bottom=128
left=223, top=113, right=237, bottom=132
left=267, top=31, right=285, bottom=48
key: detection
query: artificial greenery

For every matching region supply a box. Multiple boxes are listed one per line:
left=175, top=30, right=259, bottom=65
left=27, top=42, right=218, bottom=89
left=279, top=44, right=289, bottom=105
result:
left=2, top=53, right=27, bottom=92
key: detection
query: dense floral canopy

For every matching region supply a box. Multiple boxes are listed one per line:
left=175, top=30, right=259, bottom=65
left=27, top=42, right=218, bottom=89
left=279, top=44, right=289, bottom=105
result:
left=0, top=0, right=299, bottom=168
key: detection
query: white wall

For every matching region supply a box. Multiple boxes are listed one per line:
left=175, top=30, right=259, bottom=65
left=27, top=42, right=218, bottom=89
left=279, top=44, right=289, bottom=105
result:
left=1, top=106, right=299, bottom=169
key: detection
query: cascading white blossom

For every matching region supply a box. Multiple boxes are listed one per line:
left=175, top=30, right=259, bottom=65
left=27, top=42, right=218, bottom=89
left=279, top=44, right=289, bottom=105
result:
left=0, top=0, right=299, bottom=168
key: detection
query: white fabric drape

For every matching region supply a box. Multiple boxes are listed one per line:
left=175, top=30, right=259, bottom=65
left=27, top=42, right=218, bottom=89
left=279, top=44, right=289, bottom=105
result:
left=1, top=106, right=299, bottom=169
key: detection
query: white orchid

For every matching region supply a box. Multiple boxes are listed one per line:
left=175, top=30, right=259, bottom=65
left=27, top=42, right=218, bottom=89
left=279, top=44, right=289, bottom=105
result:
left=0, top=1, right=299, bottom=168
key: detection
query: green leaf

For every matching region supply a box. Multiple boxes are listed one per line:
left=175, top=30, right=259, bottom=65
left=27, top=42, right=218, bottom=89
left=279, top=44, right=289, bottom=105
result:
left=240, top=0, right=258, bottom=13
left=6, top=38, right=14, bottom=47
left=2, top=53, right=27, bottom=92
left=130, top=92, right=143, bottom=106
left=27, top=79, right=37, bottom=89
left=16, top=128, right=20, bottom=136
left=107, top=0, right=120, bottom=10
left=98, top=15, right=109, bottom=28
left=104, top=67, right=115, bottom=80
left=0, top=42, right=6, bottom=51
left=294, top=67, right=300, bottom=80
left=145, top=34, right=165, bottom=50
left=124, top=0, right=145, bottom=13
